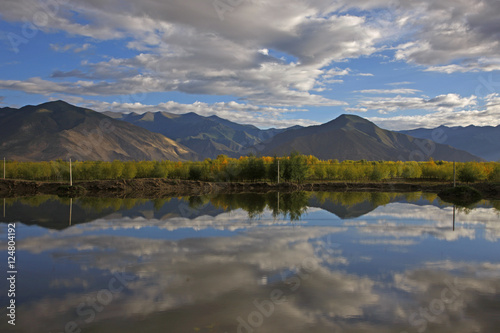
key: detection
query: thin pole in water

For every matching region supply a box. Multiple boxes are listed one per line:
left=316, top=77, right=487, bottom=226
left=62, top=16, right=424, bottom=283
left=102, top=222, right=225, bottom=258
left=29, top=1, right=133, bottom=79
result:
left=453, top=205, right=456, bottom=231
left=69, top=198, right=72, bottom=226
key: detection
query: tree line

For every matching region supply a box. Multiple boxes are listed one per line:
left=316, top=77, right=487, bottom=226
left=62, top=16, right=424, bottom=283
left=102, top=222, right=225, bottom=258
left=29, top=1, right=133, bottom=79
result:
left=3, top=153, right=500, bottom=183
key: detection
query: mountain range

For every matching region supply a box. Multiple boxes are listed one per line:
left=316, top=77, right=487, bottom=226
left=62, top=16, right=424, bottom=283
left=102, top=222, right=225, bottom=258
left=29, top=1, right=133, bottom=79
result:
left=0, top=101, right=489, bottom=162
left=106, top=111, right=295, bottom=159
left=0, top=101, right=198, bottom=161
left=400, top=125, right=500, bottom=161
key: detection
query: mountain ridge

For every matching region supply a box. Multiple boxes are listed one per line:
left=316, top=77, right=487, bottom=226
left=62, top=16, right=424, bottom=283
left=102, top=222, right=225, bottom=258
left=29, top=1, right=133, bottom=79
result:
left=0, top=101, right=199, bottom=161
left=108, top=110, right=295, bottom=159
left=400, top=125, right=500, bottom=161
left=0, top=101, right=489, bottom=162
left=257, top=114, right=482, bottom=162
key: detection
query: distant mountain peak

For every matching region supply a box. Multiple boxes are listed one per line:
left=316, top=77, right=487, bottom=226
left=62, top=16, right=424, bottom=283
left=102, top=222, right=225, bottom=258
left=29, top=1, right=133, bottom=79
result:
left=259, top=113, right=482, bottom=162
left=37, top=100, right=73, bottom=108
left=320, top=114, right=377, bottom=132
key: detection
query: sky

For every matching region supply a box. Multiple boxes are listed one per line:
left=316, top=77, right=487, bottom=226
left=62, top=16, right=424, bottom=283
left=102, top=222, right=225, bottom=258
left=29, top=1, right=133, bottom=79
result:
left=1, top=0, right=500, bottom=130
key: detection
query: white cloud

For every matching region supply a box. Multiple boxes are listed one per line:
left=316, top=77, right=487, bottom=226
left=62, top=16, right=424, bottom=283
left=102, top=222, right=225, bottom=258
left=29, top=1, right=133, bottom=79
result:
left=386, top=81, right=414, bottom=86
left=390, top=0, right=500, bottom=72
left=368, top=109, right=500, bottom=130
left=355, top=88, right=421, bottom=94
left=347, top=93, right=477, bottom=114
left=0, top=0, right=382, bottom=106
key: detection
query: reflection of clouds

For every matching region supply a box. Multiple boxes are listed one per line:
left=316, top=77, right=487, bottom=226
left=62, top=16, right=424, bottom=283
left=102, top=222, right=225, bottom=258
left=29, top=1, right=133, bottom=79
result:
left=358, top=239, right=418, bottom=246
left=369, top=203, right=500, bottom=223
left=356, top=220, right=476, bottom=242
left=73, top=209, right=306, bottom=233
left=16, top=226, right=375, bottom=333
left=352, top=202, right=500, bottom=243
left=49, top=278, right=89, bottom=289
left=393, top=261, right=500, bottom=333
left=5, top=199, right=500, bottom=333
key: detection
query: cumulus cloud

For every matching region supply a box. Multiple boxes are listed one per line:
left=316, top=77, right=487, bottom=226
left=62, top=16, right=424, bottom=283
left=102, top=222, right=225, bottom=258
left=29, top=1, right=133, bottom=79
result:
left=0, top=0, right=383, bottom=107
left=367, top=94, right=500, bottom=130
left=391, top=0, right=500, bottom=72
left=1, top=0, right=500, bottom=128
left=347, top=93, right=477, bottom=114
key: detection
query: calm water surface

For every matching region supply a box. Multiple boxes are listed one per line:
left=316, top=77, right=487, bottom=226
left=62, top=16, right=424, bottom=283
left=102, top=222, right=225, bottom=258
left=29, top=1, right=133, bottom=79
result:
left=1, top=192, right=499, bottom=333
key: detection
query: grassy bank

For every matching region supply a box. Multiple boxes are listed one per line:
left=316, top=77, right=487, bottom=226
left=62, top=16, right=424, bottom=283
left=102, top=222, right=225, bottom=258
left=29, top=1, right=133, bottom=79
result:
left=1, top=178, right=499, bottom=201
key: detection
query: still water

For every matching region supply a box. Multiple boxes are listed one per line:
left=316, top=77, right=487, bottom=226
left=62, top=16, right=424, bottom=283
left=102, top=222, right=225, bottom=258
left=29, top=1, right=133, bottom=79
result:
left=1, top=192, right=499, bottom=333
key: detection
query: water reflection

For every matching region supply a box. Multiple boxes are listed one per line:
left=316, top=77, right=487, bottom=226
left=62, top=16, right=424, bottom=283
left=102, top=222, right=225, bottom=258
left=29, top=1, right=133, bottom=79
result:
left=0, top=192, right=499, bottom=333
left=4, top=191, right=496, bottom=229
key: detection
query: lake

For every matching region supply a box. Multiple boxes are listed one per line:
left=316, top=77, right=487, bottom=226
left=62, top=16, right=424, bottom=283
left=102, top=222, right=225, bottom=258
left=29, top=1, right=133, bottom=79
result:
left=1, top=192, right=499, bottom=333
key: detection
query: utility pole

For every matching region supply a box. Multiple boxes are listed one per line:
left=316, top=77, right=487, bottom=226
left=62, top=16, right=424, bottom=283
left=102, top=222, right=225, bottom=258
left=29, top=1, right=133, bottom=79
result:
left=69, top=158, right=73, bottom=186
left=453, top=161, right=456, bottom=187
left=277, top=159, right=280, bottom=184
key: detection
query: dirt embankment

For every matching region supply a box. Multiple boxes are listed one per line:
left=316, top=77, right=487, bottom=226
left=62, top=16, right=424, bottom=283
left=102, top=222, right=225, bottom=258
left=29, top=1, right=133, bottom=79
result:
left=0, top=179, right=499, bottom=200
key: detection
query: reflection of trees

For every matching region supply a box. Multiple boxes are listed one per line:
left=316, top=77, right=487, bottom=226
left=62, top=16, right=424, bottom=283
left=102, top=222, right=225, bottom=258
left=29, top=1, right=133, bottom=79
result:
left=492, top=200, right=500, bottom=214
left=209, top=192, right=310, bottom=221
left=188, top=195, right=210, bottom=210
left=313, top=191, right=400, bottom=208
left=210, top=193, right=268, bottom=219
left=269, top=192, right=310, bottom=221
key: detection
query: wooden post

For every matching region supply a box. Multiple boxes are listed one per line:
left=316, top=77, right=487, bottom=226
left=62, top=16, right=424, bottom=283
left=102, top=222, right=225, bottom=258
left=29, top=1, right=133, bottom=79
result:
left=277, top=159, right=280, bottom=184
left=69, top=158, right=73, bottom=186
left=453, top=161, right=456, bottom=187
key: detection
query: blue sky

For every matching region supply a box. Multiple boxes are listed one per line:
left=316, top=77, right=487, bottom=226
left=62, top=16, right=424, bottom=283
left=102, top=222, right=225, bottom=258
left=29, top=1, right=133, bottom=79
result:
left=1, top=0, right=500, bottom=129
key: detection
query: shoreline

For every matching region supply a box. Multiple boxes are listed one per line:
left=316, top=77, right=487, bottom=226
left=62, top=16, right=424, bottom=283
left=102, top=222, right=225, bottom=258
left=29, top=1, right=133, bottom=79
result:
left=1, top=178, right=499, bottom=200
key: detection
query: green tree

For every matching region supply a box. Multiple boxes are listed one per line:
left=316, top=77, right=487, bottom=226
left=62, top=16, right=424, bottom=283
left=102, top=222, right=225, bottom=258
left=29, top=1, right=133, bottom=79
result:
left=458, top=162, right=485, bottom=183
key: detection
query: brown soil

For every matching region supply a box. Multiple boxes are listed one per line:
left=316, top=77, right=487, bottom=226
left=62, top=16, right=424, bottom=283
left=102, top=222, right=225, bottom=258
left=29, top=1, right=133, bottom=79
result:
left=0, top=179, right=499, bottom=200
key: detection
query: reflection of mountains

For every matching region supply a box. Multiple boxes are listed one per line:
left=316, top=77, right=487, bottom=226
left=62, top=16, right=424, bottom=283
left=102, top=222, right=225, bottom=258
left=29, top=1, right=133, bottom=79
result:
left=1, top=192, right=497, bottom=230
left=0, top=196, right=225, bottom=230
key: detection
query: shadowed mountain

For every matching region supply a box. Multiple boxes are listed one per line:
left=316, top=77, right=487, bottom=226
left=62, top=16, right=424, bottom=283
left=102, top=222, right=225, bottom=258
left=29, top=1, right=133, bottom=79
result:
left=258, top=114, right=482, bottom=161
left=0, top=101, right=199, bottom=161
left=400, top=125, right=500, bottom=161
left=107, top=111, right=299, bottom=159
